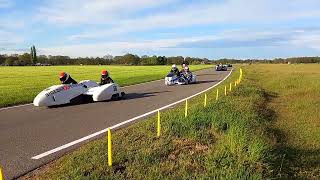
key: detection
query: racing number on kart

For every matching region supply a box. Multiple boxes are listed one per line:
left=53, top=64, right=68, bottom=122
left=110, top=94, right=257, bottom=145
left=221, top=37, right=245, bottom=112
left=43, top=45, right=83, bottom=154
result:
left=113, top=85, right=117, bottom=92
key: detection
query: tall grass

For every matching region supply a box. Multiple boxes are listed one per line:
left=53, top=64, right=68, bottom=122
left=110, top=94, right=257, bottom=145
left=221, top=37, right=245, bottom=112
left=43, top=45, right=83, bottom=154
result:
left=25, top=67, right=272, bottom=179
left=245, top=64, right=320, bottom=178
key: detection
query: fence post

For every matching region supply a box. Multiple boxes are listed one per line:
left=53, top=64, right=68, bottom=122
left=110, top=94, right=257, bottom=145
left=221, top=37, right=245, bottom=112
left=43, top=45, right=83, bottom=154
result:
left=229, top=82, right=232, bottom=92
left=216, top=89, right=219, bottom=100
left=185, top=99, right=188, bottom=118
left=0, top=165, right=3, bottom=180
left=107, top=128, right=112, bottom=166
left=234, top=81, right=237, bottom=87
left=204, top=93, right=207, bottom=107
left=157, top=111, right=161, bottom=137
left=224, top=86, right=227, bottom=96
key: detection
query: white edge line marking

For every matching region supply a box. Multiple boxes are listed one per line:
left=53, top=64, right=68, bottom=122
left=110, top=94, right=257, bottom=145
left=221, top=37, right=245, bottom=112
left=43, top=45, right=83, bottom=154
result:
left=31, top=69, right=233, bottom=160
left=0, top=103, right=33, bottom=111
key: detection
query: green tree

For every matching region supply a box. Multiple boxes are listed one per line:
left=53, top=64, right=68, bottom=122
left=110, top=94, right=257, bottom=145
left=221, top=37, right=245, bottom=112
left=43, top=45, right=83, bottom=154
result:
left=30, top=45, right=37, bottom=64
left=156, top=56, right=167, bottom=65
left=18, top=53, right=32, bottom=65
left=0, top=55, right=5, bottom=65
left=5, top=56, right=18, bottom=66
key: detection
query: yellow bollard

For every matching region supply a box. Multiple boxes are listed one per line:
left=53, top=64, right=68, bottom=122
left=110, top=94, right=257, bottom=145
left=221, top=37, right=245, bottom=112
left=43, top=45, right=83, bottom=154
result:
left=204, top=93, right=207, bottom=107
left=185, top=99, right=188, bottom=118
left=107, top=128, right=112, bottom=166
left=224, top=86, right=227, bottom=96
left=157, top=111, right=161, bottom=137
left=234, top=81, right=237, bottom=87
left=0, top=166, right=3, bottom=180
left=229, top=83, right=232, bottom=92
left=216, top=89, right=219, bottom=100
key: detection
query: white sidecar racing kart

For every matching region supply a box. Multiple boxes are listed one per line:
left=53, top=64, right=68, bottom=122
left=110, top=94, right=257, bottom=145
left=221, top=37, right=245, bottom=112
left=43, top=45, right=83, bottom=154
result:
left=215, top=64, right=228, bottom=71
left=165, top=72, right=197, bottom=86
left=33, top=80, right=125, bottom=107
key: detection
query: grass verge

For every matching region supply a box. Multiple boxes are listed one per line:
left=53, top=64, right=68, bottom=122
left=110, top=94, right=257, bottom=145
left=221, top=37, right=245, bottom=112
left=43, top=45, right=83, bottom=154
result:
left=23, top=67, right=273, bottom=179
left=245, top=64, right=320, bottom=178
left=0, top=65, right=210, bottom=108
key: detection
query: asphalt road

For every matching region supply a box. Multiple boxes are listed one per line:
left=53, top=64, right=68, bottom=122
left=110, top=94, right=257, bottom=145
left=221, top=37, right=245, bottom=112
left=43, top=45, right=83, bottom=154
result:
left=0, top=68, right=230, bottom=179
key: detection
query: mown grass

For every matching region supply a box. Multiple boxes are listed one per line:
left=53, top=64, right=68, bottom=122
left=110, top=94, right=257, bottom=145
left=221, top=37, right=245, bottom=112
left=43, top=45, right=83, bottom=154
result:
left=25, top=67, right=273, bottom=179
left=245, top=64, right=320, bottom=178
left=0, top=65, right=210, bottom=108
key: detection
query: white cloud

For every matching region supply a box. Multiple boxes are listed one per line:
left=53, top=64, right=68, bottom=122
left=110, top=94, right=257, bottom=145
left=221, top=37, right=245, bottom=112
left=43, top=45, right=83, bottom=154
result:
left=0, top=30, right=24, bottom=47
left=65, top=0, right=320, bottom=41
left=0, top=0, right=12, bottom=8
left=38, top=0, right=175, bottom=25
left=38, top=27, right=320, bottom=57
left=289, top=31, right=320, bottom=50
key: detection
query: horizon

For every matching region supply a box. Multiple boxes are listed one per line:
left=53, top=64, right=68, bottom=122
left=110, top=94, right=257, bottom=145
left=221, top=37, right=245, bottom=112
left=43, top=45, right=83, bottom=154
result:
left=1, top=0, right=320, bottom=59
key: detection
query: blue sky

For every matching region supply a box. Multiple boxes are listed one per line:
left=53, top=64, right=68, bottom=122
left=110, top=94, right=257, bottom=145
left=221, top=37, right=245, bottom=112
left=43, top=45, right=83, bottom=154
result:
left=1, top=0, right=320, bottom=59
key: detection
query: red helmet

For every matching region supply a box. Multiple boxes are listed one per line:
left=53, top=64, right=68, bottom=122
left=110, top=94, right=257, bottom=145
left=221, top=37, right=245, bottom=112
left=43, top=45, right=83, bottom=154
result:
left=59, top=72, right=67, bottom=78
left=101, top=70, right=108, bottom=75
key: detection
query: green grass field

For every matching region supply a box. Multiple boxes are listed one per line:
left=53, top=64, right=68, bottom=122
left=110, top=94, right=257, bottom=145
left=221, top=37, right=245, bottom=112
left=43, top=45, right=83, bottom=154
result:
left=0, top=65, right=210, bottom=108
left=22, top=64, right=320, bottom=179
left=246, top=64, right=320, bottom=178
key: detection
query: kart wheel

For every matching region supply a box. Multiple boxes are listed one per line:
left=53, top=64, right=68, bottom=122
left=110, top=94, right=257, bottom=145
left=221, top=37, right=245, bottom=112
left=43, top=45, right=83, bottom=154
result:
left=111, top=93, right=120, bottom=100
left=120, top=92, right=126, bottom=99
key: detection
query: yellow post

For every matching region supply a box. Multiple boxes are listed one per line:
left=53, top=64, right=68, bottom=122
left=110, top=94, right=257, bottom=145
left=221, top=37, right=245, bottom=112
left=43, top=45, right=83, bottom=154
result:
left=229, top=83, right=232, bottom=92
left=157, top=111, right=161, bottom=137
left=0, top=165, right=3, bottom=180
left=224, top=86, right=227, bottom=96
left=185, top=99, right=188, bottom=118
left=107, top=128, right=112, bottom=166
left=204, top=93, right=207, bottom=107
left=216, top=89, right=219, bottom=100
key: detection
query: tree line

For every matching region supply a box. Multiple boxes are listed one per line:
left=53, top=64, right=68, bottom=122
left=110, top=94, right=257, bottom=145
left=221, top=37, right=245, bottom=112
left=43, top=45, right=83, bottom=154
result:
left=0, top=52, right=211, bottom=66
left=0, top=46, right=319, bottom=66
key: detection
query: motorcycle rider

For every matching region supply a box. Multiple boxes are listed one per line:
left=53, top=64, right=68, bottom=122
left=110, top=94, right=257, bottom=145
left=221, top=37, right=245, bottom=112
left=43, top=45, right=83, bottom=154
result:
left=170, top=64, right=180, bottom=76
left=182, top=66, right=193, bottom=81
left=181, top=59, right=189, bottom=69
left=100, top=70, right=114, bottom=85
left=59, top=72, right=77, bottom=84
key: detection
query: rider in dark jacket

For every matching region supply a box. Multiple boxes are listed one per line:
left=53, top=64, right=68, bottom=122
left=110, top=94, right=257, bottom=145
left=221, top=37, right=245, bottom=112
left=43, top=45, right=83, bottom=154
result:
left=170, top=64, right=180, bottom=76
left=59, top=72, right=77, bottom=84
left=100, top=70, right=114, bottom=85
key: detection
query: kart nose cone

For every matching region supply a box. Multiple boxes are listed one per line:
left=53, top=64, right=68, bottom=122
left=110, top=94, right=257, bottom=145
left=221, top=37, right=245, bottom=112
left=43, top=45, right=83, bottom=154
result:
left=33, top=93, right=51, bottom=107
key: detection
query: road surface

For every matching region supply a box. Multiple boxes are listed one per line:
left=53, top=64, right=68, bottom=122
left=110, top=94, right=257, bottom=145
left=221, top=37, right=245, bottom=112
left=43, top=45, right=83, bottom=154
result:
left=0, top=68, right=230, bottom=179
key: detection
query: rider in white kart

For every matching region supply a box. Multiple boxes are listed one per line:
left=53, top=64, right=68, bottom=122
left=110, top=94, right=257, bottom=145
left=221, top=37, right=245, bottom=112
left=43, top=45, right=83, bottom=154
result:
left=59, top=72, right=78, bottom=84
left=181, top=66, right=193, bottom=81
left=100, top=70, right=114, bottom=85
left=170, top=64, right=181, bottom=77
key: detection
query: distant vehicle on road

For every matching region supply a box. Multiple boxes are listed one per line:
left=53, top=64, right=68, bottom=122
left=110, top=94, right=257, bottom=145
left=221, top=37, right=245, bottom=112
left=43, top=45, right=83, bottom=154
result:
left=215, top=64, right=228, bottom=71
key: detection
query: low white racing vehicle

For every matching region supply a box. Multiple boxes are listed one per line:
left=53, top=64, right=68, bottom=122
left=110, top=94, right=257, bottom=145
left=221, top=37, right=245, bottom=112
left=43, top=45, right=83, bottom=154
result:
left=165, top=72, right=197, bottom=86
left=33, top=80, right=125, bottom=107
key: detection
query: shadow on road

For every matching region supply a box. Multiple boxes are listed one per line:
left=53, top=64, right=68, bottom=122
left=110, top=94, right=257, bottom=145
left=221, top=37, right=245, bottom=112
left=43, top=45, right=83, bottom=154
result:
left=196, top=73, right=217, bottom=76
left=124, top=90, right=171, bottom=100
left=195, top=80, right=219, bottom=84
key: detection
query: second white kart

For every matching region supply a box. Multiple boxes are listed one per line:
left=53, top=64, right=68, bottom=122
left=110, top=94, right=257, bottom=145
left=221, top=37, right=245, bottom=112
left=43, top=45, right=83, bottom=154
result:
left=165, top=72, right=197, bottom=86
left=33, top=80, right=125, bottom=107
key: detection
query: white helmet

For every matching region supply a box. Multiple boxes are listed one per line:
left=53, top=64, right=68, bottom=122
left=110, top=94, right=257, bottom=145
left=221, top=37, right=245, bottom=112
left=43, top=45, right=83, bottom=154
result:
left=184, top=66, right=189, bottom=71
left=172, top=64, right=177, bottom=68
